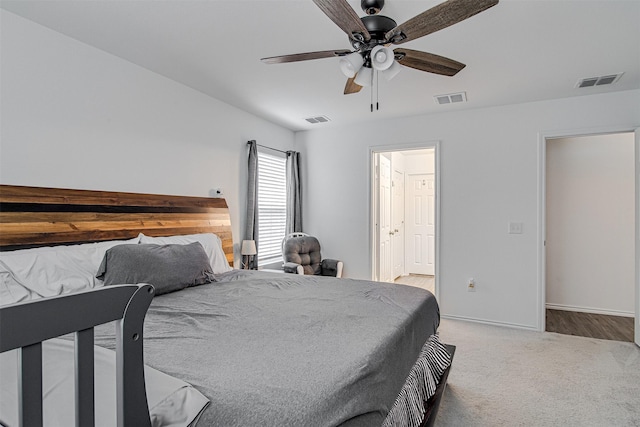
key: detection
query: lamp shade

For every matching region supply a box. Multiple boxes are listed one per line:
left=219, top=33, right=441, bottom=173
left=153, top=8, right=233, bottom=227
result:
left=241, top=240, right=257, bottom=256
left=382, top=60, right=401, bottom=81
left=371, top=46, right=394, bottom=71
left=354, top=66, right=373, bottom=87
left=339, top=53, right=364, bottom=78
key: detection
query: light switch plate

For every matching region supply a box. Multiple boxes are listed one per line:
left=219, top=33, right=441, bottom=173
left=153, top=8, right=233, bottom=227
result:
left=508, top=222, right=523, bottom=234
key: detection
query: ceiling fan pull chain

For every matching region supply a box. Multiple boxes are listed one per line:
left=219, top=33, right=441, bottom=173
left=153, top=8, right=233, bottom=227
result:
left=376, top=70, right=380, bottom=111
left=370, top=80, right=374, bottom=112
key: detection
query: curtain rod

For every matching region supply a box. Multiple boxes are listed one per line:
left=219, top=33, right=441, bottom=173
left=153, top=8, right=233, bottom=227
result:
left=247, top=141, right=288, bottom=155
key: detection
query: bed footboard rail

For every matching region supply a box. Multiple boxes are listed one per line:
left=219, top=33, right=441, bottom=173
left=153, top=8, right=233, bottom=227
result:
left=0, top=284, right=155, bottom=427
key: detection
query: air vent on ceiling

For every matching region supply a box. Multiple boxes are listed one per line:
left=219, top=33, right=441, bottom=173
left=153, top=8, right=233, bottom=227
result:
left=434, top=91, right=467, bottom=105
left=304, top=115, right=331, bottom=124
left=576, top=73, right=623, bottom=88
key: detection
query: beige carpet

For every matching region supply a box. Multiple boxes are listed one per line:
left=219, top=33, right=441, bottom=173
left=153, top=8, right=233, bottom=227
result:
left=394, top=274, right=435, bottom=294
left=435, top=319, right=640, bottom=426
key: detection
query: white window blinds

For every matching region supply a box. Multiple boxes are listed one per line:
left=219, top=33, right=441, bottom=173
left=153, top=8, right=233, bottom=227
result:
left=257, top=150, right=287, bottom=266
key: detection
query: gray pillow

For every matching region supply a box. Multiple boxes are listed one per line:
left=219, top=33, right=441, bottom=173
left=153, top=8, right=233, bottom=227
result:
left=96, top=242, right=215, bottom=296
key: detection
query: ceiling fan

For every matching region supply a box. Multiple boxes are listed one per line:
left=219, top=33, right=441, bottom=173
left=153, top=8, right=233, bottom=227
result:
left=261, top=0, right=499, bottom=96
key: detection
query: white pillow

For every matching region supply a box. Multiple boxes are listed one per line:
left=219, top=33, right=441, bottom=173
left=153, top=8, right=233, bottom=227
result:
left=0, top=271, right=34, bottom=306
left=0, top=338, right=209, bottom=427
left=139, top=233, right=231, bottom=274
left=0, top=237, right=140, bottom=304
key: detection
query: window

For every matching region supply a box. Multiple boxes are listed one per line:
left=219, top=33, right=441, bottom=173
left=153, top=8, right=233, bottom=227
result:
left=257, top=149, right=287, bottom=266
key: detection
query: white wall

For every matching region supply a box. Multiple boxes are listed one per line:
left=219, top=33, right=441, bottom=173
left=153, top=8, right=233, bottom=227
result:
left=404, top=150, right=435, bottom=175
left=0, top=10, right=295, bottom=265
left=297, top=89, right=640, bottom=329
left=546, top=133, right=635, bottom=315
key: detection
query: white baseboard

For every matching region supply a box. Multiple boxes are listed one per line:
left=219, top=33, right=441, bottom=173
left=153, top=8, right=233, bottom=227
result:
left=546, top=303, right=634, bottom=318
left=441, top=314, right=539, bottom=331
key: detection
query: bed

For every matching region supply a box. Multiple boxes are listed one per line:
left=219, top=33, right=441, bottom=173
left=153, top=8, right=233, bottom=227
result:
left=0, top=184, right=454, bottom=427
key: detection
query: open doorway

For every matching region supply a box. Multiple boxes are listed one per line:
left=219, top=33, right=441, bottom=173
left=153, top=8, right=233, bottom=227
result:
left=371, top=146, right=438, bottom=297
left=544, top=131, right=636, bottom=343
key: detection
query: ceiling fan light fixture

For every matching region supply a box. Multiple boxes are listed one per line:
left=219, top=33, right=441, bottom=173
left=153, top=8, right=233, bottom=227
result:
left=354, top=67, right=373, bottom=87
left=382, top=60, right=401, bottom=81
left=361, top=0, right=384, bottom=15
left=339, top=53, right=364, bottom=78
left=371, top=45, right=394, bottom=71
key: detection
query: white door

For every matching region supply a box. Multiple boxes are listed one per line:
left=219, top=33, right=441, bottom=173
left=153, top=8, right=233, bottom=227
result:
left=392, top=169, right=405, bottom=279
left=405, top=173, right=435, bottom=275
left=379, top=155, right=393, bottom=282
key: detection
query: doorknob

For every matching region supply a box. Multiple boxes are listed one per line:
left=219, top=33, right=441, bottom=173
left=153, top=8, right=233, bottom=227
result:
left=389, top=231, right=395, bottom=236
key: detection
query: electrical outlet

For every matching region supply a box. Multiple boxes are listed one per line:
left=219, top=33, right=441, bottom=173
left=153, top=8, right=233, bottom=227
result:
left=467, top=278, right=476, bottom=292
left=209, top=188, right=224, bottom=197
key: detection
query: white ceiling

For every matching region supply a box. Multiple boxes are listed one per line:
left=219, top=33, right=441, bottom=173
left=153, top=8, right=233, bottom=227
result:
left=2, top=0, right=639, bottom=132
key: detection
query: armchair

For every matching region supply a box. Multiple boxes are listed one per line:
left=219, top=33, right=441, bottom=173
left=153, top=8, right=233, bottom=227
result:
left=282, top=233, right=343, bottom=278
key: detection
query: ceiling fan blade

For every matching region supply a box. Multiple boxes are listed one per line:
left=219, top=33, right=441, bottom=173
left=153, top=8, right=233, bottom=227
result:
left=344, top=77, right=363, bottom=95
left=395, top=49, right=466, bottom=76
left=386, top=0, right=498, bottom=44
left=261, top=49, right=351, bottom=64
left=313, top=0, right=371, bottom=42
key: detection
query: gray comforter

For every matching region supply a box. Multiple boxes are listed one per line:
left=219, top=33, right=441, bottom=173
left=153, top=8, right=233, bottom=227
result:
left=95, top=270, right=440, bottom=426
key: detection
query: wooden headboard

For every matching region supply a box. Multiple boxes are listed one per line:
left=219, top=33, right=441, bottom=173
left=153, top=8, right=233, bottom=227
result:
left=0, top=185, right=234, bottom=264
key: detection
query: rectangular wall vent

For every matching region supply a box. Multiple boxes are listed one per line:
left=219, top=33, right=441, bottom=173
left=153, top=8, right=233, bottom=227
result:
left=434, top=91, right=467, bottom=105
left=304, top=115, right=331, bottom=124
left=576, top=73, right=623, bottom=88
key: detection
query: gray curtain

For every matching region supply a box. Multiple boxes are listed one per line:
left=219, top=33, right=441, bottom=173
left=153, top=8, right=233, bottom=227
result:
left=245, top=140, right=259, bottom=269
left=286, top=150, right=302, bottom=235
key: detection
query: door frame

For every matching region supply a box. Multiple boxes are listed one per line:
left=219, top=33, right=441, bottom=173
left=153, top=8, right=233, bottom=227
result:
left=377, top=153, right=393, bottom=282
left=537, top=126, right=639, bottom=345
left=369, top=141, right=441, bottom=299
left=392, top=167, right=405, bottom=279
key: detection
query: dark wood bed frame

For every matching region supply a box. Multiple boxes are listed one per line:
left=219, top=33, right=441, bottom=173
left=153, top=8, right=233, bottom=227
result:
left=0, top=184, right=453, bottom=427
left=422, top=344, right=456, bottom=427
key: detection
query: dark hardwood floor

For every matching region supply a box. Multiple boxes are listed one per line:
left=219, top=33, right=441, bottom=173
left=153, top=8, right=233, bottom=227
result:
left=546, top=309, right=635, bottom=342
